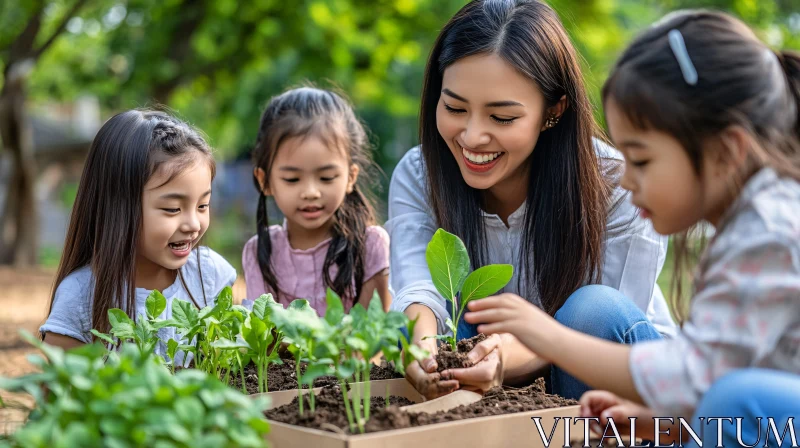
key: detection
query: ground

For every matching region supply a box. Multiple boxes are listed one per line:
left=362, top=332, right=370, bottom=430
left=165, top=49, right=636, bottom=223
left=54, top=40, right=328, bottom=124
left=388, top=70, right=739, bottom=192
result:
left=0, top=267, right=247, bottom=435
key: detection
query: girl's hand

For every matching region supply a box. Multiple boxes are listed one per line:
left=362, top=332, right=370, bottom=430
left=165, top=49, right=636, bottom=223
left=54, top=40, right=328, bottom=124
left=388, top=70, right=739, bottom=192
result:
left=440, top=333, right=504, bottom=393
left=404, top=337, right=460, bottom=399
left=464, top=294, right=553, bottom=355
left=579, top=391, right=659, bottom=441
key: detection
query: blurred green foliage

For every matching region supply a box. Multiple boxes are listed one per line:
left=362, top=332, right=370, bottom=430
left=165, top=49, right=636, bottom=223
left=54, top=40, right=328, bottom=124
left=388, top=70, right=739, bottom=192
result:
left=3, top=0, right=799, bottom=289
left=3, top=0, right=798, bottom=168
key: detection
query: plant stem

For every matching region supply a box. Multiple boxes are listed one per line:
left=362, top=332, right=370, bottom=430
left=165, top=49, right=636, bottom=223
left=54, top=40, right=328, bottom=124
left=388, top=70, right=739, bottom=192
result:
left=262, top=358, right=268, bottom=393
left=352, top=369, right=361, bottom=427
left=296, top=357, right=304, bottom=416
left=237, top=354, right=247, bottom=394
left=363, top=365, right=371, bottom=422
left=258, top=362, right=265, bottom=394
left=340, top=378, right=355, bottom=433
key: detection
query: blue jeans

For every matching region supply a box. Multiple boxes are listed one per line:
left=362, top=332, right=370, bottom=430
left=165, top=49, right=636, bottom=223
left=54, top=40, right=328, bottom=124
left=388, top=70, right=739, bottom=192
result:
left=449, top=284, right=662, bottom=400
left=685, top=369, right=800, bottom=448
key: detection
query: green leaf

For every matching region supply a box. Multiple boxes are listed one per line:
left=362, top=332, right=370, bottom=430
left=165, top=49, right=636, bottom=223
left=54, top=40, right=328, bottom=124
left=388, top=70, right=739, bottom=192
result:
left=300, top=363, right=332, bottom=385
left=108, top=308, right=134, bottom=328
left=345, top=336, right=369, bottom=352
left=425, top=229, right=470, bottom=303
left=90, top=329, right=115, bottom=345
left=324, top=288, right=344, bottom=326
left=216, top=286, right=233, bottom=311
left=288, top=299, right=311, bottom=311
left=460, top=264, right=513, bottom=306
left=146, top=290, right=167, bottom=320
left=367, top=290, right=384, bottom=322
left=212, top=338, right=250, bottom=349
left=252, top=294, right=277, bottom=320
left=108, top=309, right=135, bottom=340
left=172, top=299, right=198, bottom=329
left=167, top=339, right=179, bottom=361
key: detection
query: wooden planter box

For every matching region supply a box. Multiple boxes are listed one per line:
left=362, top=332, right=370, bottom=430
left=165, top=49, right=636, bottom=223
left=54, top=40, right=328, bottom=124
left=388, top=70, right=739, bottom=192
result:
left=255, top=379, right=583, bottom=448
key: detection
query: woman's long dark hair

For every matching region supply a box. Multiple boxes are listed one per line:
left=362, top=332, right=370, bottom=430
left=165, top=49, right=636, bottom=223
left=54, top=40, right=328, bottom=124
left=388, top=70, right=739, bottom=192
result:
left=603, top=10, right=800, bottom=322
left=252, top=87, right=379, bottom=307
left=46, top=110, right=216, bottom=336
left=419, top=0, right=613, bottom=315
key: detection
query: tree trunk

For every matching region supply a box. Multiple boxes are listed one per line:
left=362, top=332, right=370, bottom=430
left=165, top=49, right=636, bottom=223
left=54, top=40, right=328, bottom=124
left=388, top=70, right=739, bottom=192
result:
left=0, top=75, right=38, bottom=266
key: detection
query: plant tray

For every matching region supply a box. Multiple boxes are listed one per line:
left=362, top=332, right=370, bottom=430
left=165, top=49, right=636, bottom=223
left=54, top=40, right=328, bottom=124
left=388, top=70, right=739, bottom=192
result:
left=255, top=379, right=583, bottom=448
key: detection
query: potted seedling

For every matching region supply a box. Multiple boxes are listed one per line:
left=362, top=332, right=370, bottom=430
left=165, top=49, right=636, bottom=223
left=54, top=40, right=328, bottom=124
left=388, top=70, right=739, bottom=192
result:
left=424, top=229, right=513, bottom=367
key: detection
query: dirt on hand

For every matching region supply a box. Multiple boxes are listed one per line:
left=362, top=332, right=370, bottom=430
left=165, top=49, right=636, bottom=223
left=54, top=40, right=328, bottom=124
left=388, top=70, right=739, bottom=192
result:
left=435, top=333, right=487, bottom=373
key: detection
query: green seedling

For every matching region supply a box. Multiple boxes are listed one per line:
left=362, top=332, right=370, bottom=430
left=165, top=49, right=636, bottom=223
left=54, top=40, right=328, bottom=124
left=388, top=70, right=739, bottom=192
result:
left=90, top=290, right=176, bottom=357
left=270, top=298, right=332, bottom=416
left=240, top=293, right=283, bottom=393
left=425, top=228, right=513, bottom=350
left=323, top=289, right=427, bottom=434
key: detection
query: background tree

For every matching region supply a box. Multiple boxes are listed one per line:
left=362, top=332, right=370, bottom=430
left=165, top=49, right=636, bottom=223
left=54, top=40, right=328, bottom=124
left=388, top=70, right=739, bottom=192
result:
left=1, top=0, right=798, bottom=266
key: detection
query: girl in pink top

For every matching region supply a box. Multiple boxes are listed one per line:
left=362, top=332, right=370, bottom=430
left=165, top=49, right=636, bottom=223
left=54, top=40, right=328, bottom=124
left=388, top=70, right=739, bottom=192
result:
left=242, top=87, right=390, bottom=316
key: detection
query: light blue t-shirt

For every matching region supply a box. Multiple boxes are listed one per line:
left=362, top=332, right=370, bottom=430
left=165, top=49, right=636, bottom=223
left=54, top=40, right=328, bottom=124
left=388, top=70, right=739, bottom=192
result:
left=40, top=247, right=237, bottom=359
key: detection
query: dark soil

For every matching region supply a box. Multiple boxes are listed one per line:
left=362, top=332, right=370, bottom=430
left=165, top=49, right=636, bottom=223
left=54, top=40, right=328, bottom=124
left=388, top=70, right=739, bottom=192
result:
left=366, top=378, right=576, bottom=432
left=264, top=384, right=415, bottom=434
left=435, top=333, right=488, bottom=373
left=230, top=359, right=404, bottom=394
left=264, top=377, right=577, bottom=434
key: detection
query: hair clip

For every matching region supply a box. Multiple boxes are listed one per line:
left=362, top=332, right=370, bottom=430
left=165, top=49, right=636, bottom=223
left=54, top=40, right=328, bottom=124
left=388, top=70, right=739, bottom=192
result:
left=668, top=29, right=698, bottom=86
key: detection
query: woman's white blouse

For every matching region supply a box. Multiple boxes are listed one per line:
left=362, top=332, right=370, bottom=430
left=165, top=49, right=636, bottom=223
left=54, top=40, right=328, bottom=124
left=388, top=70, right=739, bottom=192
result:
left=385, top=143, right=677, bottom=338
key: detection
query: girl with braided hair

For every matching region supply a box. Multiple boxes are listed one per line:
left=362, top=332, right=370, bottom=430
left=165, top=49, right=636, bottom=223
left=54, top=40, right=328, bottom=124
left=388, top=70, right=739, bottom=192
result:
left=242, top=86, right=390, bottom=316
left=41, top=109, right=236, bottom=357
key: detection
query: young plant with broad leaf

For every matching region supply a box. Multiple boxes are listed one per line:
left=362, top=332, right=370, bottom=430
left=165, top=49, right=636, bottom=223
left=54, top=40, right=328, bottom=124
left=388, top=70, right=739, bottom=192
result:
left=323, top=289, right=428, bottom=434
left=239, top=293, right=284, bottom=394
left=270, top=298, right=333, bottom=416
left=425, top=228, right=513, bottom=350
left=90, top=290, right=175, bottom=357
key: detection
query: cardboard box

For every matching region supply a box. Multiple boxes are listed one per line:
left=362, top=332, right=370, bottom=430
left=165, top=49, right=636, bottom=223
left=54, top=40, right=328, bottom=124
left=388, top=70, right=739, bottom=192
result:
left=257, top=379, right=583, bottom=448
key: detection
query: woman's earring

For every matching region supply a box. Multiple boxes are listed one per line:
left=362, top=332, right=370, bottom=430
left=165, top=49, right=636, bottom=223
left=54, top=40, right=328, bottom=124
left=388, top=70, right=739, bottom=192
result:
left=545, top=114, right=560, bottom=129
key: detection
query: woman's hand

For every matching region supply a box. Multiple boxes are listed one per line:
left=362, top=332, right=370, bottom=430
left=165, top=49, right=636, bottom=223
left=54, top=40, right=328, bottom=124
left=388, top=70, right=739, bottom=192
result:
left=402, top=304, right=459, bottom=399
left=580, top=391, right=663, bottom=442
left=404, top=336, right=460, bottom=399
left=464, top=293, right=554, bottom=356
left=440, top=333, right=505, bottom=393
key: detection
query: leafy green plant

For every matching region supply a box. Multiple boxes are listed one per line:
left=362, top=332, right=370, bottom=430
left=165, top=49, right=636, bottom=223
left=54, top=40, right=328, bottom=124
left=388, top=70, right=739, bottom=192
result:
left=239, top=294, right=283, bottom=394
left=169, top=287, right=253, bottom=385
left=270, top=298, right=333, bottom=416
left=425, top=228, right=514, bottom=350
left=0, top=331, right=270, bottom=448
left=282, top=289, right=427, bottom=434
left=90, top=290, right=175, bottom=356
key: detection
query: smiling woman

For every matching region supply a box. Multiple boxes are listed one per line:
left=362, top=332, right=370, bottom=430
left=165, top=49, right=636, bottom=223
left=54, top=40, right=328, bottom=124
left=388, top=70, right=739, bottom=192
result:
left=387, top=0, right=676, bottom=402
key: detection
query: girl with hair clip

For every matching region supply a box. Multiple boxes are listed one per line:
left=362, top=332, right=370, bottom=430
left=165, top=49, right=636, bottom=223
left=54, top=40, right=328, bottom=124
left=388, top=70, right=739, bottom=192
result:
left=389, top=0, right=676, bottom=401
left=41, top=110, right=236, bottom=358
left=242, top=86, right=390, bottom=316
left=466, top=10, right=800, bottom=447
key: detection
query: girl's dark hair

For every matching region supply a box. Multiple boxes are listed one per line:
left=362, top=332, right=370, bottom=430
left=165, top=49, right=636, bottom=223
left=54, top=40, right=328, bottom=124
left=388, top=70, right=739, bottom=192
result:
left=252, top=86, right=378, bottom=307
left=420, top=0, right=614, bottom=315
left=603, top=10, right=800, bottom=322
left=46, top=110, right=216, bottom=336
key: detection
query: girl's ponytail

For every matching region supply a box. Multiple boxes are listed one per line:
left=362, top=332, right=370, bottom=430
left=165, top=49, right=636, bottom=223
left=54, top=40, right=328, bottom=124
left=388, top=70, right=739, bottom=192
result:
left=255, top=191, right=281, bottom=301
left=779, top=50, right=800, bottom=136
